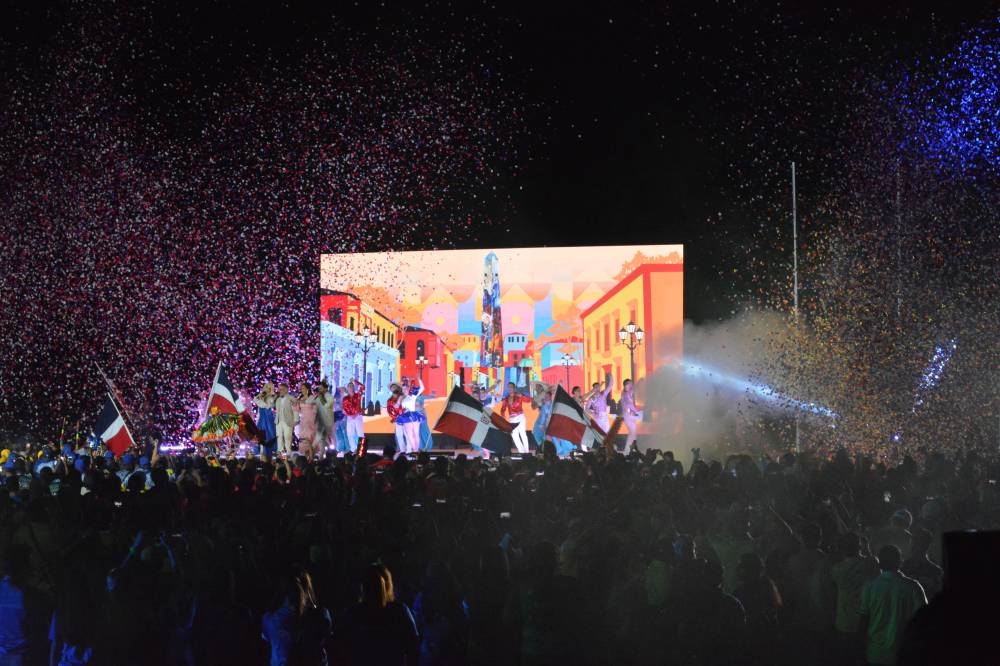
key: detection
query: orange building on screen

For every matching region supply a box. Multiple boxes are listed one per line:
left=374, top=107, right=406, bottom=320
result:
left=579, top=263, right=683, bottom=391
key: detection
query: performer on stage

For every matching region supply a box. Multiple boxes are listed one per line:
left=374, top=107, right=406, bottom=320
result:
left=274, top=383, right=297, bottom=456
left=332, top=387, right=350, bottom=453
left=295, top=383, right=318, bottom=461
left=386, top=382, right=407, bottom=453
left=314, top=381, right=334, bottom=457
left=500, top=382, right=532, bottom=454
left=341, top=380, right=365, bottom=452
left=620, top=378, right=641, bottom=451
left=253, top=382, right=278, bottom=458
left=397, top=378, right=425, bottom=454
left=531, top=381, right=554, bottom=447
left=417, top=390, right=433, bottom=452
left=586, top=375, right=613, bottom=433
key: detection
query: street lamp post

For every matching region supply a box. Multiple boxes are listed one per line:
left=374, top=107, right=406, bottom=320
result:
left=416, top=355, right=429, bottom=383
left=354, top=325, right=378, bottom=401
left=618, top=322, right=644, bottom=382
left=560, top=353, right=578, bottom=388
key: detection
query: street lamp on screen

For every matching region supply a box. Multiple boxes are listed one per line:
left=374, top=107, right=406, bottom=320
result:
left=355, top=325, right=378, bottom=394
left=560, top=353, right=578, bottom=387
left=619, top=322, right=643, bottom=382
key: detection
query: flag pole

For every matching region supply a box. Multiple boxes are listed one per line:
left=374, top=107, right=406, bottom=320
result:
left=96, top=363, right=142, bottom=437
left=108, top=392, right=137, bottom=453
left=792, top=161, right=801, bottom=454
left=204, top=361, right=222, bottom=420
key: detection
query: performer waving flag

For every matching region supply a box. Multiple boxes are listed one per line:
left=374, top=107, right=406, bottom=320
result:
left=545, top=385, right=607, bottom=452
left=434, top=386, right=514, bottom=457
left=206, top=361, right=245, bottom=415
left=95, top=393, right=135, bottom=457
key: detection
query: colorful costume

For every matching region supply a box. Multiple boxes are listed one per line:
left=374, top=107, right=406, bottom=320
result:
left=620, top=386, right=640, bottom=450
left=253, top=391, right=277, bottom=457
left=295, top=395, right=318, bottom=446
left=586, top=384, right=613, bottom=434
left=333, top=389, right=350, bottom=453
left=500, top=393, right=532, bottom=454
left=397, top=380, right=425, bottom=454
left=386, top=393, right=407, bottom=453
left=417, top=393, right=433, bottom=452
left=341, top=383, right=365, bottom=452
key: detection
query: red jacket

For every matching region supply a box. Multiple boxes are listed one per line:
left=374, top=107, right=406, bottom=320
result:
left=342, top=383, right=365, bottom=416
left=500, top=393, right=531, bottom=418
left=386, top=395, right=405, bottom=423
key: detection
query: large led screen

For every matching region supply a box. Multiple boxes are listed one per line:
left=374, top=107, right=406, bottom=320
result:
left=319, top=245, right=683, bottom=435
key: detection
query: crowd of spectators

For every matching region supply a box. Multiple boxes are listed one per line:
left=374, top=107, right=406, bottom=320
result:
left=0, top=434, right=998, bottom=665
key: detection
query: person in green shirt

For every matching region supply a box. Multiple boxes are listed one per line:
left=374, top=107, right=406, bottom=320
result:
left=831, top=532, right=880, bottom=662
left=859, top=545, right=927, bottom=665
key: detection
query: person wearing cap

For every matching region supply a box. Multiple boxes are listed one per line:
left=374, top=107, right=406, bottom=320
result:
left=116, top=453, right=137, bottom=487
left=386, top=382, right=407, bottom=454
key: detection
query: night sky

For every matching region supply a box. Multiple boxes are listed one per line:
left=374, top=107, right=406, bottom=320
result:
left=5, top=0, right=993, bottom=323
left=3, top=1, right=999, bottom=441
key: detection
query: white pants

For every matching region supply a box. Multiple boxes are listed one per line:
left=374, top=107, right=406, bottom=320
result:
left=394, top=424, right=406, bottom=453
left=624, top=415, right=639, bottom=449
left=403, top=421, right=422, bottom=454
left=510, top=413, right=529, bottom=453
left=345, top=414, right=364, bottom=452
left=276, top=422, right=295, bottom=455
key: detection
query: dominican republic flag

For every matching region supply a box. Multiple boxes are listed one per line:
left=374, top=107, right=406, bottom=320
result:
left=95, top=394, right=135, bottom=456
left=546, top=385, right=607, bottom=449
left=434, top=386, right=514, bottom=451
left=207, top=362, right=244, bottom=415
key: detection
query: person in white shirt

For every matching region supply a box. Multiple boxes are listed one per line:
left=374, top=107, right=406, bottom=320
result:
left=274, top=383, right=298, bottom=456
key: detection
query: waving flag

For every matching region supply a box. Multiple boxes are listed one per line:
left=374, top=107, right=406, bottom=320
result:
left=95, top=394, right=135, bottom=456
left=207, top=362, right=244, bottom=415
left=546, top=385, right=607, bottom=449
left=434, top=386, right=513, bottom=451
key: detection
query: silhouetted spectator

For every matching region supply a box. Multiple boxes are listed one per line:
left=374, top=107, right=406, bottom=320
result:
left=504, top=541, right=591, bottom=666
left=335, top=563, right=418, bottom=666
left=784, top=522, right=835, bottom=663
left=0, top=544, right=49, bottom=665
left=867, top=510, right=913, bottom=561
left=859, top=545, right=926, bottom=665
left=830, top=532, right=879, bottom=663
left=901, top=528, right=941, bottom=600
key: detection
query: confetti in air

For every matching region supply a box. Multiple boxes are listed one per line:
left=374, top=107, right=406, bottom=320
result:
left=0, top=4, right=521, bottom=442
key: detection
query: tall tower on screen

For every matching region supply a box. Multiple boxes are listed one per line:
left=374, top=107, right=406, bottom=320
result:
left=480, top=252, right=504, bottom=370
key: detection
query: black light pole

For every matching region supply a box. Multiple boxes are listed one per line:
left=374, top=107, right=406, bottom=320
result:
left=618, top=322, right=644, bottom=381
left=416, top=355, right=428, bottom=382
left=561, top=353, right=577, bottom=387
left=354, top=325, right=378, bottom=392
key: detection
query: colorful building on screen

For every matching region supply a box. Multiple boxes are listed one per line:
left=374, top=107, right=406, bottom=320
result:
left=399, top=326, right=455, bottom=398
left=319, top=290, right=401, bottom=407
left=539, top=338, right=584, bottom=389
left=579, top=263, right=683, bottom=393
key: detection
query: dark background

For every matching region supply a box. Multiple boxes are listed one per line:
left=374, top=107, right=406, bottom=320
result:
left=3, top=0, right=996, bottom=322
